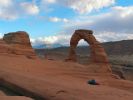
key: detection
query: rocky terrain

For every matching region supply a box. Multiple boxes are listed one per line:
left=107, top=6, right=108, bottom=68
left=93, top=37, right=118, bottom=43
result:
left=0, top=30, right=133, bottom=100
left=35, top=39, right=133, bottom=81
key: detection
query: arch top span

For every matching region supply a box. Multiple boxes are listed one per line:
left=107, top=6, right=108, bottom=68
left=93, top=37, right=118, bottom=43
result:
left=67, top=29, right=109, bottom=63
left=75, top=29, right=93, bottom=34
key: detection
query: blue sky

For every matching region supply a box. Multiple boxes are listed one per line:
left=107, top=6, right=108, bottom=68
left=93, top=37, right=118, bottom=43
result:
left=0, top=0, right=133, bottom=45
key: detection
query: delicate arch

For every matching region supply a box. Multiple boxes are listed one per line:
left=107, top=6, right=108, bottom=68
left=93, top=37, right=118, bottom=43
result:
left=67, top=29, right=109, bottom=63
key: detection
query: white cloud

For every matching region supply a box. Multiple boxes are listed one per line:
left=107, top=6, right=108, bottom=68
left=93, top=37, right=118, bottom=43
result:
left=0, top=0, right=12, bottom=7
left=40, top=5, right=132, bottom=45
left=95, top=32, right=133, bottom=42
left=0, top=11, right=18, bottom=20
left=42, top=0, right=56, bottom=4
left=127, top=34, right=133, bottom=40
left=66, top=0, right=115, bottom=14
left=48, top=17, right=69, bottom=23
left=0, top=33, right=3, bottom=39
left=112, top=6, right=133, bottom=18
left=92, top=6, right=133, bottom=33
left=61, top=6, right=133, bottom=36
left=0, top=0, right=39, bottom=20
left=41, top=0, right=115, bottom=14
left=31, top=32, right=133, bottom=47
left=0, top=0, right=18, bottom=20
left=31, top=6, right=133, bottom=46
left=49, top=17, right=61, bottom=22
left=31, top=34, right=71, bottom=46
left=20, top=2, right=39, bottom=15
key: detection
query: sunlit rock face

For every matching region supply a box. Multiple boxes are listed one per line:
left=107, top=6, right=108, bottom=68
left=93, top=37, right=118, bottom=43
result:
left=0, top=31, right=36, bottom=58
left=67, top=29, right=109, bottom=63
left=3, top=31, right=32, bottom=49
left=66, top=29, right=111, bottom=73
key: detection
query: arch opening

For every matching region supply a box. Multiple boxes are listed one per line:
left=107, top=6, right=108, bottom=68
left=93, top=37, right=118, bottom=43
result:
left=76, top=39, right=90, bottom=64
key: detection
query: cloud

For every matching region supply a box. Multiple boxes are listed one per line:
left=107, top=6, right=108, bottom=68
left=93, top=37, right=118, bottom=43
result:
left=31, top=5, right=133, bottom=46
left=31, top=34, right=71, bottom=46
left=31, top=32, right=133, bottom=47
left=60, top=6, right=133, bottom=40
left=0, top=0, right=12, bottom=7
left=20, top=2, right=39, bottom=15
left=0, top=0, right=39, bottom=20
left=0, top=0, right=17, bottom=20
left=41, top=0, right=115, bottom=14
left=48, top=17, right=69, bottom=23
left=0, top=33, right=3, bottom=39
left=42, top=0, right=56, bottom=4
left=0, top=0, right=116, bottom=20
left=95, top=32, right=133, bottom=42
left=91, top=6, right=133, bottom=33
left=65, top=0, right=115, bottom=14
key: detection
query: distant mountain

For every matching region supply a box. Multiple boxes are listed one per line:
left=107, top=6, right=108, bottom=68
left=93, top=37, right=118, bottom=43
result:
left=33, top=43, right=63, bottom=49
left=35, top=39, right=133, bottom=56
left=103, top=40, right=133, bottom=55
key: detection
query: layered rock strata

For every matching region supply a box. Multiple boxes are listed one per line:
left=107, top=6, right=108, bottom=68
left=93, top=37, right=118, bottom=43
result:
left=0, top=31, right=36, bottom=58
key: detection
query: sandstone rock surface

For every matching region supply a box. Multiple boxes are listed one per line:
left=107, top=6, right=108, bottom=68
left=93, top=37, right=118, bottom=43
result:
left=0, top=55, right=133, bottom=100
left=3, top=31, right=32, bottom=49
left=0, top=31, right=36, bottom=57
left=0, top=96, right=33, bottom=100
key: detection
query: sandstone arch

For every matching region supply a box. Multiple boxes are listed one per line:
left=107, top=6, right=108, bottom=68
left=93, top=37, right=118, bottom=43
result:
left=67, top=29, right=109, bottom=63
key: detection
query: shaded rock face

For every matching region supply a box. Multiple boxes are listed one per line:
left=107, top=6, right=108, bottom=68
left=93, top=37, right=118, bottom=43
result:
left=67, top=29, right=109, bottom=63
left=122, top=67, right=133, bottom=81
left=0, top=31, right=36, bottom=58
left=112, top=65, right=133, bottom=81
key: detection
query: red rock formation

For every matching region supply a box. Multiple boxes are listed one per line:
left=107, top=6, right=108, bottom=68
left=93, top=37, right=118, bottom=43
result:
left=0, top=31, right=36, bottom=58
left=3, top=31, right=32, bottom=49
left=67, top=29, right=109, bottom=63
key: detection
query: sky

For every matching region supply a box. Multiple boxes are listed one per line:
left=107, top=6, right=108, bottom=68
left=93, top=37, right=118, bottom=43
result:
left=0, top=0, right=133, bottom=46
